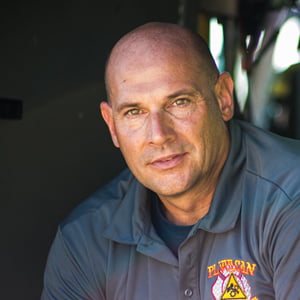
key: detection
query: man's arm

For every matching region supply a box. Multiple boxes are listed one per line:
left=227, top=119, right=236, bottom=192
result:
left=41, top=228, right=105, bottom=300
left=271, top=199, right=300, bottom=299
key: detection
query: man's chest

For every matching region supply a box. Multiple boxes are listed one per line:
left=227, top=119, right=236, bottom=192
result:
left=105, top=230, right=274, bottom=300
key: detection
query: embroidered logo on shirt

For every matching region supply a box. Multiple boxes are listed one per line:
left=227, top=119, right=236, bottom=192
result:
left=207, top=259, right=259, bottom=300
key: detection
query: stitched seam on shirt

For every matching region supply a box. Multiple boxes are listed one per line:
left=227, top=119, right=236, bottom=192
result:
left=245, top=168, right=293, bottom=202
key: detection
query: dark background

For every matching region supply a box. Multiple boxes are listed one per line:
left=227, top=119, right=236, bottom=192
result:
left=0, top=1, right=179, bottom=299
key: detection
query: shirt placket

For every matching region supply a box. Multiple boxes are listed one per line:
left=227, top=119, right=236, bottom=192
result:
left=178, top=233, right=200, bottom=300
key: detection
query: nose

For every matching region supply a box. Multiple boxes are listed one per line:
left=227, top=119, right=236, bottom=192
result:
left=146, top=111, right=175, bottom=146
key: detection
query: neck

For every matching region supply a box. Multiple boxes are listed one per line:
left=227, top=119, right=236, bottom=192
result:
left=159, top=187, right=215, bottom=226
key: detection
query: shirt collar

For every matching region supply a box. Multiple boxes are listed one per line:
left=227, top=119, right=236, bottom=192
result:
left=102, top=173, right=153, bottom=244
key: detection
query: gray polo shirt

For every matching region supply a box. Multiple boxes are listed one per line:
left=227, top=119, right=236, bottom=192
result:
left=41, top=120, right=300, bottom=300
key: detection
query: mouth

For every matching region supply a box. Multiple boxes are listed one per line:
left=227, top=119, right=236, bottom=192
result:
left=149, top=153, right=186, bottom=169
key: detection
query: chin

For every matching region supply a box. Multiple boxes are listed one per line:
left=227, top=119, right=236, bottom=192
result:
left=149, top=182, right=190, bottom=199
left=137, top=170, right=194, bottom=196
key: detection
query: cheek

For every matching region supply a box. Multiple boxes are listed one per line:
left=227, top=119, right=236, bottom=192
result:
left=178, top=112, right=217, bottom=152
left=114, top=116, right=149, bottom=150
left=115, top=128, right=142, bottom=161
left=175, top=111, right=206, bottom=140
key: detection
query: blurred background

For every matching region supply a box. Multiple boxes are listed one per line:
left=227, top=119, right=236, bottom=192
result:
left=0, top=1, right=299, bottom=299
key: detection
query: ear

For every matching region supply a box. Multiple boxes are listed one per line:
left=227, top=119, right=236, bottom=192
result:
left=100, top=101, right=120, bottom=148
left=214, top=72, right=234, bottom=121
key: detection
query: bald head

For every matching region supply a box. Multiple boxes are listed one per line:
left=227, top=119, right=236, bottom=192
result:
left=105, top=22, right=219, bottom=102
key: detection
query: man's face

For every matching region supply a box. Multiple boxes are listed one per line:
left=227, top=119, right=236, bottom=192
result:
left=101, top=51, right=233, bottom=200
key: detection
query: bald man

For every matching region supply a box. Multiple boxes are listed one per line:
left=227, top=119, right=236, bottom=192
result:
left=42, top=23, right=300, bottom=300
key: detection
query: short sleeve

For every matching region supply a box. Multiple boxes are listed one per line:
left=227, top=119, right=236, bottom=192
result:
left=271, top=199, right=300, bottom=299
left=41, top=227, right=105, bottom=300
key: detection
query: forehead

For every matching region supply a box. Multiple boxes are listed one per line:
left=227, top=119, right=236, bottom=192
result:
left=107, top=46, right=207, bottom=102
left=113, top=64, right=204, bottom=104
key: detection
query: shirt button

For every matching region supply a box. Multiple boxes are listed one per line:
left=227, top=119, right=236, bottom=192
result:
left=184, top=288, right=193, bottom=297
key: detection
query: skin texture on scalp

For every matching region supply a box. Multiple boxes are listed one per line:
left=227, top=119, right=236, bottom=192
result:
left=105, top=22, right=219, bottom=102
left=101, top=22, right=234, bottom=225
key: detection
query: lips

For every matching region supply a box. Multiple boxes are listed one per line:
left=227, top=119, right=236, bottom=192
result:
left=149, top=153, right=186, bottom=169
left=159, top=155, right=177, bottom=162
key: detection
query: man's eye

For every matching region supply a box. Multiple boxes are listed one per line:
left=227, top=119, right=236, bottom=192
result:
left=173, top=98, right=189, bottom=106
left=126, top=108, right=141, bottom=116
left=168, top=98, right=194, bottom=119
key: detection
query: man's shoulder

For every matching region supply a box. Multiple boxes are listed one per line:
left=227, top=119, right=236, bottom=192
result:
left=61, top=168, right=135, bottom=230
left=235, top=120, right=300, bottom=166
left=236, top=120, right=300, bottom=198
left=238, top=119, right=300, bottom=157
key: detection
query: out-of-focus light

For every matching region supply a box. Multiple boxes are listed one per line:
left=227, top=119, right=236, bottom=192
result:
left=234, top=52, right=249, bottom=111
left=253, top=30, right=265, bottom=61
left=209, top=18, right=224, bottom=70
left=272, top=17, right=300, bottom=73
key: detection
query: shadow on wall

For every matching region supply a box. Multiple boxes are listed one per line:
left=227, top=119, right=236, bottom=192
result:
left=0, top=81, right=126, bottom=299
left=0, top=1, right=179, bottom=299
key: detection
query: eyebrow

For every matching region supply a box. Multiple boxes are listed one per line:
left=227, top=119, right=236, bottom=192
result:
left=115, top=102, right=143, bottom=113
left=167, top=89, right=198, bottom=99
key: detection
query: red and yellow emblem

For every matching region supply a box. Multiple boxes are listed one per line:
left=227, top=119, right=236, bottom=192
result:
left=207, top=259, right=258, bottom=300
